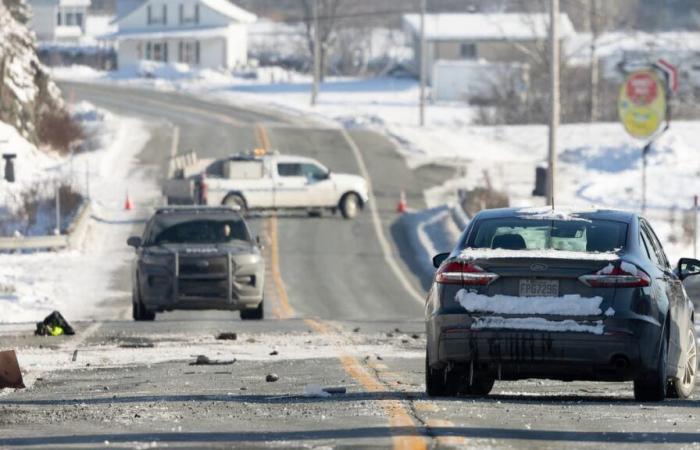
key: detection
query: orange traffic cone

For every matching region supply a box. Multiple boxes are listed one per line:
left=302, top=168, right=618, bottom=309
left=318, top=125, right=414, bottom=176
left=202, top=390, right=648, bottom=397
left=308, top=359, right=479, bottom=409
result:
left=397, top=190, right=407, bottom=214
left=124, top=192, right=134, bottom=211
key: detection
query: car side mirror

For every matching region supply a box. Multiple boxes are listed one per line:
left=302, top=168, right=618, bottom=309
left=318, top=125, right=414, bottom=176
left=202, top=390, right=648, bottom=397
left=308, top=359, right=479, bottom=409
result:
left=127, top=236, right=142, bottom=248
left=678, top=257, right=700, bottom=280
left=433, top=252, right=450, bottom=268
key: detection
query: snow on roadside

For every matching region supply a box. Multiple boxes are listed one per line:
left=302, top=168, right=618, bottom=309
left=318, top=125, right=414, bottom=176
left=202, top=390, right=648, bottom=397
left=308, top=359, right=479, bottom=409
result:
left=0, top=107, right=156, bottom=323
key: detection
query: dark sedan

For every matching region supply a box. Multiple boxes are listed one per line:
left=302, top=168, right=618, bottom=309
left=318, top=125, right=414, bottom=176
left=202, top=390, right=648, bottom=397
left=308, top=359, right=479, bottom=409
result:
left=426, top=207, right=698, bottom=401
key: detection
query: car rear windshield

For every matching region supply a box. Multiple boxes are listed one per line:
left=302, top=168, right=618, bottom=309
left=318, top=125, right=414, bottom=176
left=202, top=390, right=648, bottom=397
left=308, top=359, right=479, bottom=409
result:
left=147, top=219, right=250, bottom=245
left=465, top=217, right=628, bottom=253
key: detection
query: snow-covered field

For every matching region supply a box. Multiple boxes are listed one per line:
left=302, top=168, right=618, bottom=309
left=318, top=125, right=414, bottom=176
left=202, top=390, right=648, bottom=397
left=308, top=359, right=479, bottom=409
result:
left=0, top=105, right=156, bottom=323
left=51, top=63, right=700, bottom=263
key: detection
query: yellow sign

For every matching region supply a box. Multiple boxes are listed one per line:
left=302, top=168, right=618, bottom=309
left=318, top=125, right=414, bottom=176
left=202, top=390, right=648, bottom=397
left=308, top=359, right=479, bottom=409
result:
left=618, top=70, right=666, bottom=139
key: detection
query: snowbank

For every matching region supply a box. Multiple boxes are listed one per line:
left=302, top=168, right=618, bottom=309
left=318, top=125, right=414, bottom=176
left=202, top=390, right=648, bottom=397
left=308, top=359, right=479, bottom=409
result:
left=0, top=106, right=155, bottom=323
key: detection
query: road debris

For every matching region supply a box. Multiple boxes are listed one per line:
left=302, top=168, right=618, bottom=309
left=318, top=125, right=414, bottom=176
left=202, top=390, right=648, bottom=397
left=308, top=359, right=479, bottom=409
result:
left=304, top=384, right=331, bottom=398
left=266, top=373, right=279, bottom=382
left=269, top=350, right=278, bottom=356
left=34, top=311, right=75, bottom=337
left=0, top=350, right=25, bottom=389
left=190, top=355, right=236, bottom=366
left=72, top=350, right=78, bottom=362
left=322, top=387, right=347, bottom=395
left=216, top=332, right=238, bottom=341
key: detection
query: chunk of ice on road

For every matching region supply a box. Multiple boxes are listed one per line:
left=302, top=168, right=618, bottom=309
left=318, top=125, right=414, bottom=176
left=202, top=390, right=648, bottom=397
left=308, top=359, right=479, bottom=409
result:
left=471, top=317, right=605, bottom=335
left=456, top=290, right=605, bottom=316
left=303, top=384, right=331, bottom=398
left=458, top=248, right=619, bottom=261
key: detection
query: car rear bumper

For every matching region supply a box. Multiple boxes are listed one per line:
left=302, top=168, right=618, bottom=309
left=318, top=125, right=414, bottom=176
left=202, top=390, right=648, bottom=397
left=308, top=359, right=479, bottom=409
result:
left=428, top=313, right=661, bottom=381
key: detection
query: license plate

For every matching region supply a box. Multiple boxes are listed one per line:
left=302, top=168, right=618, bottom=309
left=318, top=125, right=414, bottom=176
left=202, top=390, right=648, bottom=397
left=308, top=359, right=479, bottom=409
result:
left=519, top=279, right=559, bottom=297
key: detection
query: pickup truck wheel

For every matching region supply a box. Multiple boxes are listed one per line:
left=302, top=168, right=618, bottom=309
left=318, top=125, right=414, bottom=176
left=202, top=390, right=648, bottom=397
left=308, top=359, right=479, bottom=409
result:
left=240, top=299, right=264, bottom=320
left=340, top=193, right=360, bottom=220
left=223, top=194, right=247, bottom=213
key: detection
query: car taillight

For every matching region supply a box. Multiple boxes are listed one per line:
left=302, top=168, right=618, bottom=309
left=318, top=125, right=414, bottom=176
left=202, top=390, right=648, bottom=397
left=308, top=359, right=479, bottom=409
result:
left=579, top=262, right=651, bottom=288
left=435, top=261, right=499, bottom=286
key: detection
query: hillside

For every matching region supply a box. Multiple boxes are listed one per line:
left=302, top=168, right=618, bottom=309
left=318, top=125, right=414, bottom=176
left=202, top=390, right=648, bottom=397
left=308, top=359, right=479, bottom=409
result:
left=0, top=0, right=62, bottom=143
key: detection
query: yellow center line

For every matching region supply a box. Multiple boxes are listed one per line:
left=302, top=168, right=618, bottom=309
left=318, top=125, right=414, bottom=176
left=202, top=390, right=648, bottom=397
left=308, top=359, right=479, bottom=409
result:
left=254, top=122, right=428, bottom=450
left=255, top=124, right=293, bottom=320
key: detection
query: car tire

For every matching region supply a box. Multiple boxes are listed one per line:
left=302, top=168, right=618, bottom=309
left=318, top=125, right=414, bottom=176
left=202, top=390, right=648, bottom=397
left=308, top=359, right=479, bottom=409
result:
left=340, top=193, right=360, bottom=220
left=224, top=194, right=247, bottom=214
left=425, top=351, right=459, bottom=397
left=667, top=326, right=697, bottom=399
left=132, top=291, right=155, bottom=322
left=634, top=331, right=668, bottom=402
left=463, top=371, right=496, bottom=397
left=240, top=299, right=264, bottom=320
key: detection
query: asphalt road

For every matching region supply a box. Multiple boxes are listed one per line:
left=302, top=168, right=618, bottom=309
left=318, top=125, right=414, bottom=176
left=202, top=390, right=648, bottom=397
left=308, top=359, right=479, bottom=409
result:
left=1, top=83, right=700, bottom=449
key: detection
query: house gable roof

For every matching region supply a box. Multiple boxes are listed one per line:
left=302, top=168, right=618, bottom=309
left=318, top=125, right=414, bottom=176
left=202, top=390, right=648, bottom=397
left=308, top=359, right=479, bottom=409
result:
left=114, top=0, right=256, bottom=25
left=403, top=13, right=575, bottom=42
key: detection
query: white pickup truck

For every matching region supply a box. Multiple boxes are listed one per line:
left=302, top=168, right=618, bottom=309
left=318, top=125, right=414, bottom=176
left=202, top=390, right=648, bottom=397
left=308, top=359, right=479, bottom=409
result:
left=163, top=152, right=370, bottom=219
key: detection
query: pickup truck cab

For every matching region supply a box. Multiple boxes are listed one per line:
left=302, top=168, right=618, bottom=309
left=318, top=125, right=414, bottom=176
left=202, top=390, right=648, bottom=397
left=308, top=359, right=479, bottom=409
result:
left=164, top=152, right=370, bottom=219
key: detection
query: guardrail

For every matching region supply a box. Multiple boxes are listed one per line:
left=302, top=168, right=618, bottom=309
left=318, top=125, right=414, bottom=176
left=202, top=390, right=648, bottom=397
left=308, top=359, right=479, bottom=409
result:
left=0, top=202, right=92, bottom=251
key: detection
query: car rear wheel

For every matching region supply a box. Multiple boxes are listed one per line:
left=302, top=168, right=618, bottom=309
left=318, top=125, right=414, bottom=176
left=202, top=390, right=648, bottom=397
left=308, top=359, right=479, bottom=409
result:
left=224, top=194, right=247, bottom=213
left=463, top=371, right=495, bottom=397
left=668, top=327, right=697, bottom=399
left=340, top=193, right=360, bottom=220
left=426, top=352, right=452, bottom=397
left=240, top=299, right=264, bottom=320
left=132, top=291, right=155, bottom=322
left=634, top=332, right=668, bottom=402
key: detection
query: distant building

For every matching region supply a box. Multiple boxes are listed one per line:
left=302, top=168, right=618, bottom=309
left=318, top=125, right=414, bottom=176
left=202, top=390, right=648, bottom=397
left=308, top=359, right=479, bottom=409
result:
left=402, top=13, right=576, bottom=81
left=29, top=0, right=92, bottom=42
left=111, top=0, right=256, bottom=70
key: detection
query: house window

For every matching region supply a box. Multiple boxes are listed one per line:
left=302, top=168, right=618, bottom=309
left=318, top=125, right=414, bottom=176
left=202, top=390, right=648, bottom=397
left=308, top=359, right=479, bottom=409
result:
left=460, top=43, right=477, bottom=59
left=179, top=4, right=199, bottom=25
left=178, top=41, right=200, bottom=65
left=56, top=7, right=85, bottom=27
left=147, top=4, right=168, bottom=25
left=146, top=41, right=168, bottom=62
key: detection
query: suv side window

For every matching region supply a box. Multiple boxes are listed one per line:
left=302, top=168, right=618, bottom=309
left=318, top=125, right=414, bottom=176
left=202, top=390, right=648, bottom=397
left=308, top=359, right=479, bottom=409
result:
left=277, top=163, right=302, bottom=177
left=641, top=220, right=670, bottom=269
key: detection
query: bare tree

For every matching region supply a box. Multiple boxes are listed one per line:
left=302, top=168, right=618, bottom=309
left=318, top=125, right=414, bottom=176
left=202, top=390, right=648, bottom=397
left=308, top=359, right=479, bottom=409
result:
left=300, top=0, right=342, bottom=81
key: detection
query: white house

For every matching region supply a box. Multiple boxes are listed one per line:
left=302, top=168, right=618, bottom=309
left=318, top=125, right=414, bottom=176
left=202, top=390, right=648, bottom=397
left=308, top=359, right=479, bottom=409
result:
left=29, top=0, right=91, bottom=42
left=112, top=0, right=256, bottom=70
left=402, top=13, right=576, bottom=81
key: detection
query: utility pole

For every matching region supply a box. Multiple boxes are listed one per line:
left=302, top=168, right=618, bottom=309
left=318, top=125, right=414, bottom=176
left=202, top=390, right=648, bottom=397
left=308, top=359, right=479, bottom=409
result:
left=547, top=0, right=560, bottom=207
left=588, top=0, right=600, bottom=122
left=311, top=0, right=320, bottom=106
left=419, top=0, right=427, bottom=127
left=694, top=195, right=698, bottom=259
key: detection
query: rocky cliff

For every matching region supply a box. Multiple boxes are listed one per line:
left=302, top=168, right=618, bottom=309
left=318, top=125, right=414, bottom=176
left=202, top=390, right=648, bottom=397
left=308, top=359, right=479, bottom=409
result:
left=0, top=0, right=63, bottom=144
